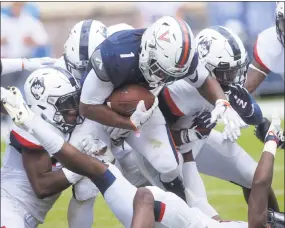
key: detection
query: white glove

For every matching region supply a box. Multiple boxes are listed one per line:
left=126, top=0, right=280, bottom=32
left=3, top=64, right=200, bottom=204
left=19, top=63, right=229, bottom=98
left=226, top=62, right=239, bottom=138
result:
left=77, top=135, right=105, bottom=155
left=77, top=135, right=115, bottom=163
left=211, top=99, right=247, bottom=143
left=104, top=126, right=131, bottom=146
left=130, top=97, right=159, bottom=131
left=23, top=57, right=57, bottom=71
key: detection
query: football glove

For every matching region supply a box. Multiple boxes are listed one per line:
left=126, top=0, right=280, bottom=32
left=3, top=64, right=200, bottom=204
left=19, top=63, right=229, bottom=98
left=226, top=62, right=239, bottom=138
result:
left=211, top=99, right=247, bottom=142
left=181, top=111, right=216, bottom=143
left=129, top=97, right=159, bottom=131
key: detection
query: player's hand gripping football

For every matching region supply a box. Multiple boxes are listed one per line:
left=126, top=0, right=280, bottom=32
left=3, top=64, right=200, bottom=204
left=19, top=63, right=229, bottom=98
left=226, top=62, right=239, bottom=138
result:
left=211, top=99, right=247, bottom=142
left=22, top=57, right=57, bottom=71
left=129, top=96, right=159, bottom=132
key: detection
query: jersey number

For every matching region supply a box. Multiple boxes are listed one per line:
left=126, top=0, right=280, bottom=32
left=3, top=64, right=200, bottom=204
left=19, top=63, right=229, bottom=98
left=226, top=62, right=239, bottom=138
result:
left=120, top=52, right=135, bottom=58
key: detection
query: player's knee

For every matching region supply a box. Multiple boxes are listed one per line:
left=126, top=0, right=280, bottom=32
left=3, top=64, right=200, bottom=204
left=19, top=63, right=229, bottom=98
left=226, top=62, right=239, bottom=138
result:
left=133, top=187, right=154, bottom=209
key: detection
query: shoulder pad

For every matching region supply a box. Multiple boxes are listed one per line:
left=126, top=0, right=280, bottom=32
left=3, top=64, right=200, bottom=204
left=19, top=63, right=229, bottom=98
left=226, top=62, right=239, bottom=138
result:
left=89, top=49, right=110, bottom=82
left=10, top=126, right=44, bottom=151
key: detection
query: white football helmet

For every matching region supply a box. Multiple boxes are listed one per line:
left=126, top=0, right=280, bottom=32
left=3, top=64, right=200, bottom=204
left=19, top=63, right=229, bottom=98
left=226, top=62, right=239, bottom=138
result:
left=107, top=23, right=134, bottom=37
left=139, top=16, right=195, bottom=87
left=195, top=26, right=249, bottom=87
left=24, top=67, right=84, bottom=133
left=276, top=1, right=284, bottom=47
left=64, top=20, right=107, bottom=80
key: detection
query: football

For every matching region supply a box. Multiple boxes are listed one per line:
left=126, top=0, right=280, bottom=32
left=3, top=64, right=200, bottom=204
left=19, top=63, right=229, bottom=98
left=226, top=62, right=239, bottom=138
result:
left=106, top=84, right=155, bottom=117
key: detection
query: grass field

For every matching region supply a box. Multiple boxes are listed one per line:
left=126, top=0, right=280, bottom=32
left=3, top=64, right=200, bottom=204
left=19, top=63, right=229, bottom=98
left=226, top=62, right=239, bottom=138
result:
left=1, top=123, right=284, bottom=228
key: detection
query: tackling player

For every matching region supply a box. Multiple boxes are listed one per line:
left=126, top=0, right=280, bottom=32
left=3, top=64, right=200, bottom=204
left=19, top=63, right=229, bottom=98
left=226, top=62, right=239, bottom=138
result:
left=245, top=1, right=284, bottom=92
left=244, top=1, right=285, bottom=154
left=157, top=26, right=280, bottom=211
left=2, top=86, right=284, bottom=228
left=0, top=68, right=105, bottom=228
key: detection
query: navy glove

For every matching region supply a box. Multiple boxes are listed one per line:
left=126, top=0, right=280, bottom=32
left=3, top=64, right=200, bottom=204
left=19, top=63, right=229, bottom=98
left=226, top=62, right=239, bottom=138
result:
left=181, top=111, right=217, bottom=144
left=228, top=84, right=254, bottom=117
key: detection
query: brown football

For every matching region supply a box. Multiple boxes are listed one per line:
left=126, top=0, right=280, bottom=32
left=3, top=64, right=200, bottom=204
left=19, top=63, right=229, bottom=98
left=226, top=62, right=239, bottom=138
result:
left=106, top=84, right=155, bottom=117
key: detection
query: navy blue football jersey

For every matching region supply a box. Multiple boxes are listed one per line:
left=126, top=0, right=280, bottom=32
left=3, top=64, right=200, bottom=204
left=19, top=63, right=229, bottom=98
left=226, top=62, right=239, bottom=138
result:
left=87, top=29, right=147, bottom=88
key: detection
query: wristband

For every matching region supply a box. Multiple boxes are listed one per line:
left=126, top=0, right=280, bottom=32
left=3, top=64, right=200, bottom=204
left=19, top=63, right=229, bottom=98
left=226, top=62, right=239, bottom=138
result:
left=263, top=140, right=277, bottom=157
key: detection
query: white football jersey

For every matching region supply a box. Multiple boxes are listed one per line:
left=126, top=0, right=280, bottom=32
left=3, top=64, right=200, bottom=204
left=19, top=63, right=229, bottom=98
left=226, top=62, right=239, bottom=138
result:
left=164, top=79, right=213, bottom=130
left=1, top=124, right=67, bottom=223
left=254, top=26, right=284, bottom=76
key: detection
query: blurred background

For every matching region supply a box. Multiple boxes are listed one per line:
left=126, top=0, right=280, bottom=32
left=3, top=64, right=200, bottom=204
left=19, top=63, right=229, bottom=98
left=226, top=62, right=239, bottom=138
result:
left=0, top=2, right=284, bottom=227
left=1, top=2, right=283, bottom=94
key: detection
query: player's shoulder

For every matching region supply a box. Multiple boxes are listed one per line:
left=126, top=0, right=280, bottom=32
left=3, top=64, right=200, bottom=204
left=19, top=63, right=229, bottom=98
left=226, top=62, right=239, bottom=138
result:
left=9, top=125, right=43, bottom=151
left=256, top=26, right=282, bottom=55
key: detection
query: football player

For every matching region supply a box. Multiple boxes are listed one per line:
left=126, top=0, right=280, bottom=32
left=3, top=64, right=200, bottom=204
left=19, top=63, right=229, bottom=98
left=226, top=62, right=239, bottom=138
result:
left=0, top=68, right=107, bottom=228
left=245, top=1, right=285, bottom=152
left=131, top=114, right=284, bottom=228
left=157, top=26, right=280, bottom=211
left=2, top=86, right=284, bottom=228
left=245, top=1, right=284, bottom=93
left=79, top=16, right=246, bottom=200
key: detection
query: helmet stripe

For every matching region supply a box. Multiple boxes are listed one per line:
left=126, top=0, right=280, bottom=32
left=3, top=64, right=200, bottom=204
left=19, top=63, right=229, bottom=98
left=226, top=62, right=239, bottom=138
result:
left=79, top=20, right=93, bottom=61
left=211, top=26, right=241, bottom=61
left=176, top=18, right=191, bottom=67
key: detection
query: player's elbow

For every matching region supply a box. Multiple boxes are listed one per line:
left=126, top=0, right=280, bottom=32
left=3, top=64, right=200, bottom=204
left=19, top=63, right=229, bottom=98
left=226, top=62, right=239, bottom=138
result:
left=33, top=184, right=49, bottom=199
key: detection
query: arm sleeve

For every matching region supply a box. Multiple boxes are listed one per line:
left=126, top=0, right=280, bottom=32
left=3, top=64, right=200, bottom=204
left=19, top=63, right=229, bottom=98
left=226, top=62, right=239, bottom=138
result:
left=1, top=58, right=23, bottom=75
left=241, top=95, right=263, bottom=125
left=80, top=69, right=114, bottom=105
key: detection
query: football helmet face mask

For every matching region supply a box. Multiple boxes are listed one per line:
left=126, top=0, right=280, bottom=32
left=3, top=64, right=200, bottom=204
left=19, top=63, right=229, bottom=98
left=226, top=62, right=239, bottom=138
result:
left=64, top=20, right=107, bottom=80
left=196, top=26, right=249, bottom=89
left=139, top=16, right=195, bottom=88
left=24, top=67, right=84, bottom=133
left=276, top=1, right=285, bottom=47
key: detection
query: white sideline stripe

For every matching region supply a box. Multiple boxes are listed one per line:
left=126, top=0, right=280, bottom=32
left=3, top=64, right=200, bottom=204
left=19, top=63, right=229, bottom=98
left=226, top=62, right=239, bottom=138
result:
left=207, top=189, right=284, bottom=196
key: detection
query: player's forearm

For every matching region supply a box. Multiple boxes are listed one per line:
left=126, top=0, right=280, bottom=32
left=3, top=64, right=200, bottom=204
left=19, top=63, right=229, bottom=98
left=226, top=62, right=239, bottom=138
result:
left=80, top=103, right=135, bottom=130
left=197, top=76, right=227, bottom=105
left=241, top=96, right=263, bottom=125
left=33, top=171, right=71, bottom=199
left=1, top=58, right=23, bottom=75
left=170, top=129, right=183, bottom=146
left=54, top=143, right=108, bottom=179
left=248, top=149, right=275, bottom=228
left=245, top=60, right=269, bottom=93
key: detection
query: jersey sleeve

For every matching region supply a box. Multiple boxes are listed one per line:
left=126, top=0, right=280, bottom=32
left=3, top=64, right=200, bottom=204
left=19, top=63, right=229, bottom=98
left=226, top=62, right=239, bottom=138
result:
left=9, top=126, right=44, bottom=151
left=80, top=68, right=114, bottom=105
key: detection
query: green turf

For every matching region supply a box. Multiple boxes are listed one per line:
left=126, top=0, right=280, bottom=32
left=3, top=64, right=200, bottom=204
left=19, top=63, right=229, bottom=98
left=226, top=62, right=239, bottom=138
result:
left=1, top=124, right=284, bottom=227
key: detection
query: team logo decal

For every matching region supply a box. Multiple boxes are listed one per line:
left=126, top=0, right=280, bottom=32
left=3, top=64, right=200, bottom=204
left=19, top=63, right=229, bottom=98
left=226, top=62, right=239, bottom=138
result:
left=197, top=37, right=212, bottom=58
left=31, top=77, right=45, bottom=100
left=158, top=30, right=170, bottom=43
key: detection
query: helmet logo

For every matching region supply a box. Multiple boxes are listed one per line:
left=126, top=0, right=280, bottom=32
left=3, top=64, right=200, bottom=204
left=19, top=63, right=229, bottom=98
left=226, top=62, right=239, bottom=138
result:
left=197, top=37, right=212, bottom=58
left=31, top=77, right=45, bottom=100
left=158, top=30, right=170, bottom=43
